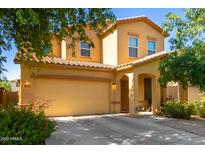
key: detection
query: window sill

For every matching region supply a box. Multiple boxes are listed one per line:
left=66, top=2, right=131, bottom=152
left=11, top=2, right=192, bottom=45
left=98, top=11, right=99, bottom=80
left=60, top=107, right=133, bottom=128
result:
left=128, top=56, right=138, bottom=59
left=80, top=56, right=92, bottom=59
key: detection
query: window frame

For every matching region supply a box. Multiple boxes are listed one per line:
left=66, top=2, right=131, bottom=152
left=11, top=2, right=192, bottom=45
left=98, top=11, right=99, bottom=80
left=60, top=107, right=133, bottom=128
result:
left=148, top=40, right=156, bottom=56
left=128, top=36, right=138, bottom=58
left=80, top=41, right=91, bottom=57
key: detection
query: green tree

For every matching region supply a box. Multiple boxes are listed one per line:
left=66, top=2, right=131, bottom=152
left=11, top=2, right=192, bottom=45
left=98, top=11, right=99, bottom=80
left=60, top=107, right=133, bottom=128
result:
left=158, top=9, right=205, bottom=91
left=0, top=8, right=115, bottom=76
left=0, top=80, right=11, bottom=91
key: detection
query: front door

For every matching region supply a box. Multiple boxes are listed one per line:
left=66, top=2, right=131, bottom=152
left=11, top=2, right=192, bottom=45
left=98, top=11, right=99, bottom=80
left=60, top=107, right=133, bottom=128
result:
left=144, top=78, right=152, bottom=105
left=121, top=78, right=129, bottom=113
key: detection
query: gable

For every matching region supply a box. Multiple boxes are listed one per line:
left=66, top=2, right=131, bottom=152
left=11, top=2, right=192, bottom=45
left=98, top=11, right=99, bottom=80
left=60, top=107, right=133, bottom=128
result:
left=117, top=20, right=164, bottom=37
left=100, top=16, right=169, bottom=38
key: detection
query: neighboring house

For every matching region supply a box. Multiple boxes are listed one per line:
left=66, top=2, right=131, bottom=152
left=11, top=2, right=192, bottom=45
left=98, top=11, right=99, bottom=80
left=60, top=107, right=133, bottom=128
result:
left=10, top=79, right=20, bottom=92
left=15, top=16, right=173, bottom=116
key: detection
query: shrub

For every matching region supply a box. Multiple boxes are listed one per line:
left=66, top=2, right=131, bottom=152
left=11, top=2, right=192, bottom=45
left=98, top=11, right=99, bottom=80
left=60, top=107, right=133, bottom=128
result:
left=163, top=100, right=196, bottom=119
left=199, top=102, right=205, bottom=118
left=189, top=101, right=200, bottom=116
left=0, top=80, right=11, bottom=91
left=0, top=103, right=56, bottom=145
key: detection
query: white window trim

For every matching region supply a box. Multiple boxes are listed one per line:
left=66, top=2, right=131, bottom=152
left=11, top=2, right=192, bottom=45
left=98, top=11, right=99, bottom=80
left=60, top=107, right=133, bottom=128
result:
left=128, top=36, right=138, bottom=58
left=80, top=42, right=91, bottom=57
left=148, top=40, right=156, bottom=55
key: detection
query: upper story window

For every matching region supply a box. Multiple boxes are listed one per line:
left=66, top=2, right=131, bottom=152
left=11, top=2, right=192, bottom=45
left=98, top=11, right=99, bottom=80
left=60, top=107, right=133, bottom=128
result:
left=80, top=41, right=91, bottom=57
left=148, top=40, right=156, bottom=55
left=128, top=36, right=138, bottom=57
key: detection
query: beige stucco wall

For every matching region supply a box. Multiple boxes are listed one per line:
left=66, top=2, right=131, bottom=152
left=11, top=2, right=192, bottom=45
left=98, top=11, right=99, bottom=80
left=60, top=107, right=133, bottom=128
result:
left=188, top=86, right=204, bottom=102
left=51, top=28, right=102, bottom=63
left=102, top=29, right=118, bottom=65
left=20, top=59, right=205, bottom=116
left=51, top=37, right=61, bottom=57
left=117, top=21, right=165, bottom=64
left=51, top=21, right=165, bottom=65
left=133, top=60, right=161, bottom=113
left=66, top=27, right=102, bottom=63
left=114, top=59, right=162, bottom=114
left=138, top=74, right=153, bottom=101
left=19, top=64, right=115, bottom=115
left=114, top=69, right=134, bottom=113
left=112, top=59, right=162, bottom=114
left=188, top=86, right=200, bottom=102
left=19, top=57, right=163, bottom=116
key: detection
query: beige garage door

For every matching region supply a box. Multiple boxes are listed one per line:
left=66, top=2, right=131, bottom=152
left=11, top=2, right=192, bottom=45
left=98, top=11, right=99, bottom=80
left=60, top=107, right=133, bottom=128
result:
left=33, top=79, right=110, bottom=116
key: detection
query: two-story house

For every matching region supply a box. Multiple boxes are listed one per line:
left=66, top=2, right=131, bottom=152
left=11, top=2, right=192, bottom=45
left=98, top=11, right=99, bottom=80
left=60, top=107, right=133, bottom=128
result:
left=15, top=16, right=170, bottom=116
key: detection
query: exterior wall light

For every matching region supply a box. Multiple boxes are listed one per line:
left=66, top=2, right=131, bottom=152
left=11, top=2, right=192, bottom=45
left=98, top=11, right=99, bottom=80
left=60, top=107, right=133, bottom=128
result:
left=154, top=108, right=159, bottom=113
left=24, top=80, right=31, bottom=88
left=112, top=82, right=116, bottom=91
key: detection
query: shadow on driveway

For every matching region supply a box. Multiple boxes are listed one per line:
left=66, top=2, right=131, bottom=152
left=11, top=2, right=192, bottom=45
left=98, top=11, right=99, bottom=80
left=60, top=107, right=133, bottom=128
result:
left=46, top=114, right=205, bottom=145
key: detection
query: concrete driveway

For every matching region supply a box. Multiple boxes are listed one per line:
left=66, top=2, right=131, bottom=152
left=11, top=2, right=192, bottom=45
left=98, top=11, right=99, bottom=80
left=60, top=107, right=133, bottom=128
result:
left=46, top=114, right=205, bottom=145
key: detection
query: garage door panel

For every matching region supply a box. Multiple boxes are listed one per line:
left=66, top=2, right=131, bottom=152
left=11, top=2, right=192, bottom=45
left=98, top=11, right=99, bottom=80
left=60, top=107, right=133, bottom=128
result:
left=33, top=79, right=110, bottom=116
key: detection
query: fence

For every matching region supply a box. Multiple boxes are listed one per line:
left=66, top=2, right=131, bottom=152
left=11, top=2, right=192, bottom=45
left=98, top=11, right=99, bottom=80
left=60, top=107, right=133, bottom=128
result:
left=0, top=88, right=18, bottom=106
left=166, top=86, right=178, bottom=100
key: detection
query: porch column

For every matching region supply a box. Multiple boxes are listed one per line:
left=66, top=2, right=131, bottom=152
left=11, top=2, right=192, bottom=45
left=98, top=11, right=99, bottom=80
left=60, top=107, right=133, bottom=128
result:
left=178, top=83, right=188, bottom=102
left=134, top=73, right=139, bottom=115
left=111, top=79, right=121, bottom=113
left=152, top=76, right=161, bottom=113
left=127, top=73, right=137, bottom=115
left=114, top=79, right=121, bottom=113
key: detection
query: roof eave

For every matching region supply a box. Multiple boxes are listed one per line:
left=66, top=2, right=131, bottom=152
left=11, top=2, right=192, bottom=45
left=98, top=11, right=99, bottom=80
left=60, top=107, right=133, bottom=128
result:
left=42, top=63, right=115, bottom=72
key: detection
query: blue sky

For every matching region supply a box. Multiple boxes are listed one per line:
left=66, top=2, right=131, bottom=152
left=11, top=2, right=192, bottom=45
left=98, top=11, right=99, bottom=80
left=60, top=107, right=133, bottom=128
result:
left=3, top=8, right=184, bottom=80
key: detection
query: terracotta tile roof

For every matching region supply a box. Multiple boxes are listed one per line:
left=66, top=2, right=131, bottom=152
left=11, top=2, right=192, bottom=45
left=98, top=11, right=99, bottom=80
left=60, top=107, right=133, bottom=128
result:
left=15, top=51, right=170, bottom=70
left=116, top=51, right=169, bottom=69
left=46, top=51, right=169, bottom=69
left=30, top=56, right=115, bottom=69
left=133, top=51, right=169, bottom=65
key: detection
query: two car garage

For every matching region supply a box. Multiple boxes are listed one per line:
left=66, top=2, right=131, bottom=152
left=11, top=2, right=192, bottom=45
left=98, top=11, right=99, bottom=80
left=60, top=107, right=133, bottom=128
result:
left=33, top=78, right=111, bottom=116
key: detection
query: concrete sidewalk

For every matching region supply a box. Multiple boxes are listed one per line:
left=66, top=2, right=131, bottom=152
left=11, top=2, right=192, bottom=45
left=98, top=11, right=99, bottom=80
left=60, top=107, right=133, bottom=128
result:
left=46, top=114, right=205, bottom=145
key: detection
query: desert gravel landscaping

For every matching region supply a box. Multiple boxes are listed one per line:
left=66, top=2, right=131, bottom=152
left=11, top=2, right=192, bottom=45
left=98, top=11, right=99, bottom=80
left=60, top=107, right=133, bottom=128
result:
left=46, top=114, right=205, bottom=145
